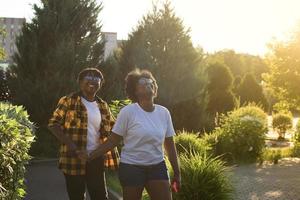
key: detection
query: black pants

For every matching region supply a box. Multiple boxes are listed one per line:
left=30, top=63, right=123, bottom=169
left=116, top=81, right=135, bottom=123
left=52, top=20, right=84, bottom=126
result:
left=64, top=157, right=108, bottom=200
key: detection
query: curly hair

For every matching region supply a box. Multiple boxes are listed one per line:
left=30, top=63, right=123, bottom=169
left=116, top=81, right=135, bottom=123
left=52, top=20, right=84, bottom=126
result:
left=125, top=69, right=158, bottom=102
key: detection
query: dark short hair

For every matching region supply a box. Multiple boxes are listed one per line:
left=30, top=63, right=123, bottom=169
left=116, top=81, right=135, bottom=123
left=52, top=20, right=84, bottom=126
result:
left=125, top=69, right=158, bottom=102
left=77, top=68, right=104, bottom=83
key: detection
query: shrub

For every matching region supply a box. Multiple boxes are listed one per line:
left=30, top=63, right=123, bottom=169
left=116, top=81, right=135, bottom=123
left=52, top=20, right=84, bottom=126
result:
left=292, top=142, right=300, bottom=157
left=261, top=147, right=292, bottom=164
left=170, top=152, right=233, bottom=200
left=213, top=105, right=267, bottom=163
left=109, top=99, right=131, bottom=118
left=272, top=112, right=293, bottom=139
left=175, top=131, right=211, bottom=156
left=0, top=102, right=35, bottom=199
left=202, top=131, right=221, bottom=157
left=293, top=119, right=300, bottom=142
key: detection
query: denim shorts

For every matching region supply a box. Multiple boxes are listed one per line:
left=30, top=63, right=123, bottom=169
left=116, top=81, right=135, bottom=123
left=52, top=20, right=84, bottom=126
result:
left=118, top=161, right=169, bottom=187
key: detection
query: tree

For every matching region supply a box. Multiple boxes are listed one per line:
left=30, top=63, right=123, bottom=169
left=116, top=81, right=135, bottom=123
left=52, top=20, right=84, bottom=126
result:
left=263, top=25, right=300, bottom=111
left=0, top=27, right=10, bottom=101
left=0, top=68, right=10, bottom=101
left=8, top=0, right=104, bottom=126
left=236, top=73, right=268, bottom=109
left=207, top=50, right=268, bottom=81
left=119, top=1, right=204, bottom=107
left=205, top=62, right=236, bottom=115
left=100, top=49, right=125, bottom=102
left=0, top=27, right=5, bottom=60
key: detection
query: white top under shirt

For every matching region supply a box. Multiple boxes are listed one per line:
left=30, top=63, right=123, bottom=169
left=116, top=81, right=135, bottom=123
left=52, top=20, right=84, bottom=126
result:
left=112, top=103, right=175, bottom=165
left=81, top=97, right=102, bottom=153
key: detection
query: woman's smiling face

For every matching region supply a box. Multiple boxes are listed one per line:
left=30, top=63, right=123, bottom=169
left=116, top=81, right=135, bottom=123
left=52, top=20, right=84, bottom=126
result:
left=80, top=73, right=101, bottom=95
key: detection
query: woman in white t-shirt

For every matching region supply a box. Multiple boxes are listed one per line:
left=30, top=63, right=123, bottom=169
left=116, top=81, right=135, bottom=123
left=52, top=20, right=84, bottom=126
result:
left=88, top=69, right=181, bottom=200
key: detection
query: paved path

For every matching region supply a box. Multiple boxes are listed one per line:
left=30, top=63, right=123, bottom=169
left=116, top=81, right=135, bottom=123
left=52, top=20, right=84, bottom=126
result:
left=25, top=159, right=300, bottom=200
left=232, top=158, right=300, bottom=200
left=24, top=160, right=119, bottom=200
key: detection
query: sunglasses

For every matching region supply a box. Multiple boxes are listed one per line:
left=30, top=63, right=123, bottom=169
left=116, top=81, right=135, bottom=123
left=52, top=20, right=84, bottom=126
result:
left=83, top=76, right=101, bottom=83
left=138, top=78, right=154, bottom=86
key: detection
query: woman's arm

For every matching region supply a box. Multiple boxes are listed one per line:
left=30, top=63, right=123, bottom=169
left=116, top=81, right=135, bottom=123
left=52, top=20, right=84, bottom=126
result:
left=48, top=124, right=77, bottom=152
left=88, top=132, right=123, bottom=161
left=164, top=136, right=181, bottom=190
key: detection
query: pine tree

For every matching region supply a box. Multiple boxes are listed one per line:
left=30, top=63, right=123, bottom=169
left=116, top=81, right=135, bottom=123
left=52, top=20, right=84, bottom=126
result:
left=237, top=73, right=268, bottom=109
left=8, top=0, right=104, bottom=126
left=119, top=1, right=204, bottom=107
left=205, top=62, right=236, bottom=115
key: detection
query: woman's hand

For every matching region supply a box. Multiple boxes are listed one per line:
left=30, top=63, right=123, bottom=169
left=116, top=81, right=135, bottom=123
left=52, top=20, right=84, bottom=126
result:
left=171, top=173, right=181, bottom=193
left=88, top=132, right=123, bottom=162
left=76, top=150, right=89, bottom=162
left=88, top=149, right=101, bottom=161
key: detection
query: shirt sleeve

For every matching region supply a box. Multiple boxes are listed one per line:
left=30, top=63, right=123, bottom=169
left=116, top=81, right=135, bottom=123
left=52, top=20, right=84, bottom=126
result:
left=165, top=109, right=175, bottom=138
left=112, top=107, right=129, bottom=137
left=48, top=96, right=68, bottom=127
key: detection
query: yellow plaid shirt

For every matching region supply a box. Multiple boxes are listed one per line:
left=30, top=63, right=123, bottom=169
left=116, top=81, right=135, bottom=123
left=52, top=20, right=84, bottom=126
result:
left=49, top=91, right=119, bottom=175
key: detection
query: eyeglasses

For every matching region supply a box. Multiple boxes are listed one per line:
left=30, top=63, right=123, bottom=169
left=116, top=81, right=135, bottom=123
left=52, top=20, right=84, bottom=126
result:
left=83, top=76, right=101, bottom=83
left=138, top=78, right=154, bottom=86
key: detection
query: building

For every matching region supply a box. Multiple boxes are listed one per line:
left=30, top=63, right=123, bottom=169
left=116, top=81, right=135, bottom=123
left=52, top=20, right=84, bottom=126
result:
left=0, top=17, right=25, bottom=64
left=102, top=32, right=124, bottom=61
left=0, top=18, right=121, bottom=64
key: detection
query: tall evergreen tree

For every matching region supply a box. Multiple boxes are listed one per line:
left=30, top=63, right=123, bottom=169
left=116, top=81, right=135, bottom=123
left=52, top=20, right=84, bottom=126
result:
left=237, top=73, right=268, bottom=109
left=8, top=0, right=104, bottom=126
left=119, top=2, right=204, bottom=107
left=205, top=62, right=236, bottom=115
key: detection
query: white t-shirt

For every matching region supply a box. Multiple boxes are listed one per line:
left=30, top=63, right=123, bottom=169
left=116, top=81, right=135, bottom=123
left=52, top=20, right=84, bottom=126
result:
left=112, top=103, right=175, bottom=165
left=81, top=97, right=102, bottom=153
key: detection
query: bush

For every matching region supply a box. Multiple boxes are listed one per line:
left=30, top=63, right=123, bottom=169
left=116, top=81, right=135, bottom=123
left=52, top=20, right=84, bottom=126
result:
left=293, top=119, right=300, bottom=142
left=292, top=142, right=300, bottom=157
left=170, top=152, right=233, bottom=200
left=213, top=105, right=267, bottom=163
left=0, top=102, right=35, bottom=199
left=174, top=131, right=211, bottom=156
left=272, top=112, right=293, bottom=139
left=261, top=147, right=292, bottom=164
left=109, top=99, right=131, bottom=118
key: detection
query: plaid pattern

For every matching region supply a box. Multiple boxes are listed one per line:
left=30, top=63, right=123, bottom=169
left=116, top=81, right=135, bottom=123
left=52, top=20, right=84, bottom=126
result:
left=49, top=91, right=119, bottom=175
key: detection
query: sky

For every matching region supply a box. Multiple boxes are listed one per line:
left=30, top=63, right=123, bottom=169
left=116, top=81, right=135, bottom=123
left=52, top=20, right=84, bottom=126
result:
left=1, top=0, right=300, bottom=56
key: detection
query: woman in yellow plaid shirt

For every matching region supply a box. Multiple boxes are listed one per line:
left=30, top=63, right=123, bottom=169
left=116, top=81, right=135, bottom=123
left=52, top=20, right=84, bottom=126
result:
left=48, top=68, right=119, bottom=200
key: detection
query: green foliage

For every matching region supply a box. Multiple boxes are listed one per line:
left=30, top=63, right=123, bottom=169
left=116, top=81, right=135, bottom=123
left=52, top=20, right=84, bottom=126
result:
left=261, top=147, right=292, bottom=164
left=263, top=25, right=300, bottom=111
left=272, top=112, right=293, bottom=139
left=205, top=62, right=236, bottom=115
left=0, top=102, right=35, bottom=199
left=100, top=51, right=125, bottom=102
left=170, top=97, right=207, bottom=132
left=174, top=131, right=210, bottom=156
left=119, top=1, right=204, bottom=107
left=0, top=67, right=11, bottom=101
left=171, top=153, right=233, bottom=200
left=0, top=26, right=5, bottom=60
left=206, top=50, right=268, bottom=81
left=109, top=99, right=131, bottom=118
left=236, top=73, right=268, bottom=110
left=213, top=105, right=267, bottom=163
left=8, top=0, right=104, bottom=127
left=294, top=119, right=300, bottom=142
left=292, top=142, right=300, bottom=157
